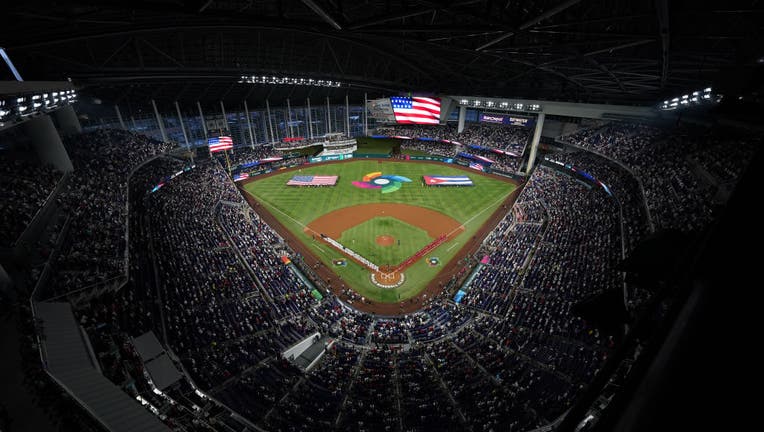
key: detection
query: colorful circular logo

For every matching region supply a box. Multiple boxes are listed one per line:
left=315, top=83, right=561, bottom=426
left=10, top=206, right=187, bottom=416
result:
left=352, top=172, right=412, bottom=193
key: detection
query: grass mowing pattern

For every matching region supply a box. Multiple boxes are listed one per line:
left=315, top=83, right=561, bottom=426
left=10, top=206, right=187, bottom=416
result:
left=338, top=217, right=433, bottom=268
left=244, top=160, right=516, bottom=302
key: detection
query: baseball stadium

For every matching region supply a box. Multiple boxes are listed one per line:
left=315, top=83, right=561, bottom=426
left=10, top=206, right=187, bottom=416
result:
left=0, top=2, right=761, bottom=432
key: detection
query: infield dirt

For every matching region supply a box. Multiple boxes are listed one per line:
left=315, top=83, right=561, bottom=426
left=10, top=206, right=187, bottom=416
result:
left=376, top=235, right=395, bottom=247
left=305, top=203, right=463, bottom=239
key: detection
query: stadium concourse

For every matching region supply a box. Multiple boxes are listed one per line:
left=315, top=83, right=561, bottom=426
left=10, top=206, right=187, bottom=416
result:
left=1, top=111, right=756, bottom=431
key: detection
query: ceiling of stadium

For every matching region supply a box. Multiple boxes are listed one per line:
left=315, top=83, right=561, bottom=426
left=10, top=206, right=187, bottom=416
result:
left=1, top=0, right=761, bottom=107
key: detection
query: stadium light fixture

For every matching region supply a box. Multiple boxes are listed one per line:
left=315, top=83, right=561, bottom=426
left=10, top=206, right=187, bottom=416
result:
left=0, top=86, right=76, bottom=125
left=241, top=74, right=343, bottom=87
left=660, top=86, right=718, bottom=111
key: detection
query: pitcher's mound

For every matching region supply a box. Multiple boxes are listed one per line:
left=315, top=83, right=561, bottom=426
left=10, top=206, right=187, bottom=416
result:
left=375, top=235, right=395, bottom=246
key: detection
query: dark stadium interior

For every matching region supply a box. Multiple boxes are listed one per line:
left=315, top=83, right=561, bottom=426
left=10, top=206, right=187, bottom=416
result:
left=0, top=1, right=762, bottom=432
left=2, top=0, right=762, bottom=105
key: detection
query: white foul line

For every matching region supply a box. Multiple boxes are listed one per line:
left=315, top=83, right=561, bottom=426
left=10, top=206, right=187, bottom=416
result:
left=446, top=191, right=512, bottom=237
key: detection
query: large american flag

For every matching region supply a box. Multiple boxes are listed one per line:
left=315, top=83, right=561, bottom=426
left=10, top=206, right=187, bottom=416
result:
left=286, top=175, right=338, bottom=186
left=469, top=162, right=484, bottom=172
left=208, top=136, right=233, bottom=153
left=390, top=96, right=440, bottom=124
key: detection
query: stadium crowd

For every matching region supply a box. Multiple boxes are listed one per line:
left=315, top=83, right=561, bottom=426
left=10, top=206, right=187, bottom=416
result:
left=20, top=119, right=755, bottom=431
left=41, top=130, right=172, bottom=298
left=458, top=123, right=531, bottom=155
left=376, top=123, right=527, bottom=172
left=215, top=145, right=312, bottom=172
left=399, top=139, right=457, bottom=158
left=0, top=157, right=62, bottom=248
left=377, top=123, right=531, bottom=155
left=560, top=121, right=756, bottom=232
left=215, top=144, right=282, bottom=167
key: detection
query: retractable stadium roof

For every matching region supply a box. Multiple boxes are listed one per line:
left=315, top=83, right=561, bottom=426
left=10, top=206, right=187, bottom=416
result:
left=0, top=0, right=761, bottom=106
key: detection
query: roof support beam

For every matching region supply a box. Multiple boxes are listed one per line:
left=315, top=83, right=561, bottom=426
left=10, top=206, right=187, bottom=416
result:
left=347, top=0, right=479, bottom=30
left=586, top=57, right=626, bottom=92
left=301, top=0, right=343, bottom=30
left=656, top=0, right=671, bottom=88
left=140, top=38, right=184, bottom=68
left=198, top=1, right=215, bottom=13
left=348, top=7, right=435, bottom=29
left=476, top=0, right=583, bottom=51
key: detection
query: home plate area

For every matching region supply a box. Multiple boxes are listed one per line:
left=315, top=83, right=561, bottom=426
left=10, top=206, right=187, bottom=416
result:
left=370, top=267, right=405, bottom=288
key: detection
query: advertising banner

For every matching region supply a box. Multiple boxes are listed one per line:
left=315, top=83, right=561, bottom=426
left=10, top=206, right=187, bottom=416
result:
left=480, top=112, right=534, bottom=127
left=309, top=153, right=354, bottom=163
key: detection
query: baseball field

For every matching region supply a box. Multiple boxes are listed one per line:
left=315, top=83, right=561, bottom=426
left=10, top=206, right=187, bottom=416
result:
left=241, top=159, right=516, bottom=305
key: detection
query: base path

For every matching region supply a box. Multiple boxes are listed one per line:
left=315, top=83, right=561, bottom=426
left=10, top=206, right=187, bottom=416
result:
left=305, top=203, right=463, bottom=240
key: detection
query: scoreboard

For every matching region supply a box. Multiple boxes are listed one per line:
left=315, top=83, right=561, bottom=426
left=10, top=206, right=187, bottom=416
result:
left=367, top=96, right=441, bottom=125
left=367, top=98, right=397, bottom=123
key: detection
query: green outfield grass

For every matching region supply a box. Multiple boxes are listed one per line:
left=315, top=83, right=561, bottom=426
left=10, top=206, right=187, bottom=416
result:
left=243, top=159, right=516, bottom=302
left=338, top=217, right=433, bottom=267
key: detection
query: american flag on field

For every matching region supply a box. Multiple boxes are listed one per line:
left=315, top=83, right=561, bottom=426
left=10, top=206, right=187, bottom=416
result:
left=233, top=172, right=249, bottom=182
left=390, top=96, right=440, bottom=124
left=208, top=136, right=233, bottom=152
left=286, top=175, right=338, bottom=186
left=469, top=162, right=484, bottom=171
